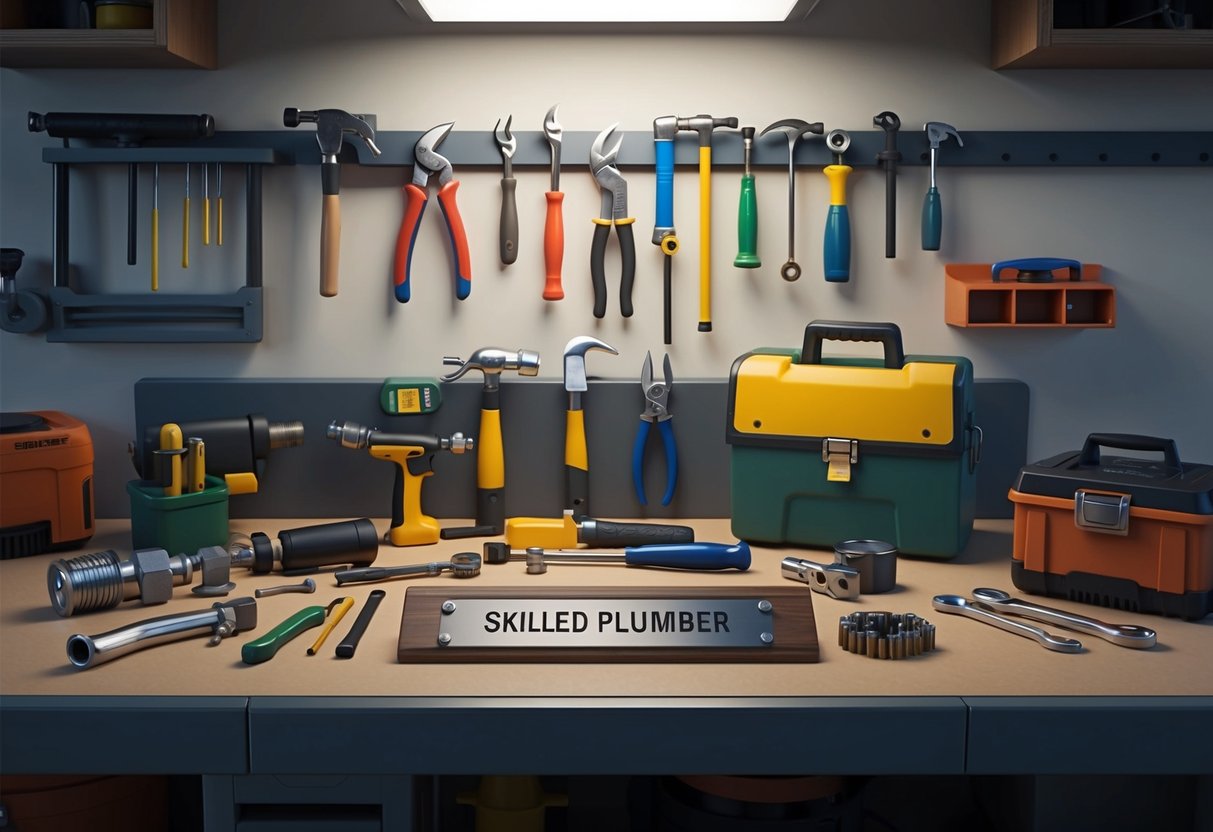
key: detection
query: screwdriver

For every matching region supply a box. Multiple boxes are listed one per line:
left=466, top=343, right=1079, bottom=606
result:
left=733, top=126, right=760, bottom=269
left=203, top=163, right=211, bottom=246
left=151, top=164, right=160, bottom=291
left=216, top=164, right=223, bottom=246
left=485, top=541, right=751, bottom=572
left=182, top=163, right=190, bottom=268
left=823, top=129, right=852, bottom=282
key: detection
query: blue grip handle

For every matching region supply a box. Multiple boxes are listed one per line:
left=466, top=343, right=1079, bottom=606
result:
left=921, top=186, right=941, bottom=251
left=655, top=140, right=675, bottom=231
left=657, top=419, right=677, bottom=506
left=631, top=419, right=651, bottom=505
left=991, top=257, right=1082, bottom=282
left=823, top=205, right=851, bottom=282
left=623, top=542, right=751, bottom=571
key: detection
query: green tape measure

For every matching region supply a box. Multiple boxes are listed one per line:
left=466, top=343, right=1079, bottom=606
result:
left=379, top=378, right=442, bottom=415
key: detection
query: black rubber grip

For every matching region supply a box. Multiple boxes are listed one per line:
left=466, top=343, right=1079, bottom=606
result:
left=618, top=223, right=636, bottom=318
left=1079, top=433, right=1182, bottom=469
left=579, top=520, right=694, bottom=548
left=566, top=465, right=590, bottom=518
left=590, top=223, right=609, bottom=319
left=322, top=161, right=340, bottom=196
left=441, top=524, right=499, bottom=540
left=335, top=589, right=385, bottom=659
left=279, top=518, right=379, bottom=572
left=800, top=320, right=905, bottom=369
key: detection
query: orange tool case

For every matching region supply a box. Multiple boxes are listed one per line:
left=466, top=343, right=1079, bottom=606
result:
left=0, top=411, right=94, bottom=558
left=1009, top=433, right=1213, bottom=620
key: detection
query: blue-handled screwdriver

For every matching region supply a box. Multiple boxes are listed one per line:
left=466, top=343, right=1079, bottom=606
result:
left=823, top=129, right=852, bottom=282
left=483, top=541, right=751, bottom=573
left=922, top=122, right=962, bottom=251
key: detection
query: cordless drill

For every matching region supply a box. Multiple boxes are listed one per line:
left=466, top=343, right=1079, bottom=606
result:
left=327, top=420, right=473, bottom=547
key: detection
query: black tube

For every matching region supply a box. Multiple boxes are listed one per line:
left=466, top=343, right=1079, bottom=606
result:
left=29, top=112, right=215, bottom=145
left=279, top=518, right=379, bottom=572
left=579, top=520, right=694, bottom=548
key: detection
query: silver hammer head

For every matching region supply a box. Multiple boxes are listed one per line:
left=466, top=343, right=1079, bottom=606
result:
left=563, top=336, right=617, bottom=393
left=760, top=118, right=825, bottom=153
left=441, top=348, right=541, bottom=382
left=677, top=114, right=739, bottom=146
left=283, top=107, right=381, bottom=160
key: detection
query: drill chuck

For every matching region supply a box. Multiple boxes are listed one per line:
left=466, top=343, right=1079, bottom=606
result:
left=327, top=419, right=373, bottom=449
left=326, top=420, right=473, bottom=454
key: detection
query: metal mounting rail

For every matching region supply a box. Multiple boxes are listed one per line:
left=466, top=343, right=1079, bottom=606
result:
left=50, top=129, right=1208, bottom=169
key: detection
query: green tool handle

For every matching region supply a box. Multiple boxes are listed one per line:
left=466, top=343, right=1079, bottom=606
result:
left=241, top=606, right=326, bottom=665
left=734, top=174, right=760, bottom=268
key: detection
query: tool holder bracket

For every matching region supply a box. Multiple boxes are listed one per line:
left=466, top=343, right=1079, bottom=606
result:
left=38, top=145, right=285, bottom=343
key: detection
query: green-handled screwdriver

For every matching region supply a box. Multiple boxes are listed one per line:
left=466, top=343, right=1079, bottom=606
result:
left=734, top=126, right=760, bottom=268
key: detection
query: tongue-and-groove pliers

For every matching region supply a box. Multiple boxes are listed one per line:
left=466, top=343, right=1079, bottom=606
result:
left=632, top=351, right=678, bottom=506
left=394, top=122, right=471, bottom=303
left=590, top=124, right=636, bottom=319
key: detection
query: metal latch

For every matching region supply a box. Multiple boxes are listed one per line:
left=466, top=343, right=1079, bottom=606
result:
left=1074, top=490, right=1131, bottom=535
left=823, top=438, right=858, bottom=482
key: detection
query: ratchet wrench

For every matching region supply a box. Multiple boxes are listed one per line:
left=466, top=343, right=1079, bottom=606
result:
left=971, top=588, right=1156, bottom=649
left=334, top=552, right=481, bottom=586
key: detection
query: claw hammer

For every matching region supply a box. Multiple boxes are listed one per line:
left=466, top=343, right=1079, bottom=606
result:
left=283, top=108, right=381, bottom=297
left=654, top=114, right=738, bottom=334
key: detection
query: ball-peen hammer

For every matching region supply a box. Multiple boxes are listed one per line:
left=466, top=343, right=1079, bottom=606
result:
left=439, top=347, right=541, bottom=539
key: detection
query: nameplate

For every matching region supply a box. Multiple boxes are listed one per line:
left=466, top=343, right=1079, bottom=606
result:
left=398, top=587, right=818, bottom=663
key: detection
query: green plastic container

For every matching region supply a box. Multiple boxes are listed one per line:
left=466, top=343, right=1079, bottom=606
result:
left=127, top=476, right=229, bottom=554
left=727, top=321, right=981, bottom=559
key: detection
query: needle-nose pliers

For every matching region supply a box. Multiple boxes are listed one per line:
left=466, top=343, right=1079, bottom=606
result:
left=590, top=124, right=636, bottom=318
left=632, top=351, right=677, bottom=506
left=394, top=121, right=471, bottom=303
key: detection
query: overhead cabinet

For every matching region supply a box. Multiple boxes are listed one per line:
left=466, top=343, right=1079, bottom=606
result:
left=0, top=0, right=215, bottom=69
left=993, top=0, right=1213, bottom=68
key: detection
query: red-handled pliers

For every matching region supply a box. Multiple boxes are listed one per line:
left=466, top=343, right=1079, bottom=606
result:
left=394, top=122, right=471, bottom=302
left=632, top=351, right=678, bottom=506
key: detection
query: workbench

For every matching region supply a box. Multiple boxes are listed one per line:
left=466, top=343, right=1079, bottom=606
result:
left=2, top=518, right=1210, bottom=828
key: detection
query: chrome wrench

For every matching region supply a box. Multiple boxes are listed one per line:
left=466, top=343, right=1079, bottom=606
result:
left=971, top=588, right=1156, bottom=649
left=932, top=594, right=1083, bottom=653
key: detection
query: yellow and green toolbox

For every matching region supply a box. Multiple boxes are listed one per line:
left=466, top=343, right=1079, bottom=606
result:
left=727, top=321, right=982, bottom=558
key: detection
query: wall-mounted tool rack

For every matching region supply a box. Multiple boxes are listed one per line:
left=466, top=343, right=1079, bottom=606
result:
left=36, top=129, right=1209, bottom=343
left=203, top=129, right=1213, bottom=168
left=41, top=144, right=285, bottom=343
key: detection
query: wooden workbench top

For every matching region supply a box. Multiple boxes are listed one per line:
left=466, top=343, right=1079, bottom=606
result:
left=2, top=519, right=1209, bottom=699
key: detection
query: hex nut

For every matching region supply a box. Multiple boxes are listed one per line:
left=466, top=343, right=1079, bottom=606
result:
left=132, top=548, right=174, bottom=605
left=198, top=546, right=231, bottom=587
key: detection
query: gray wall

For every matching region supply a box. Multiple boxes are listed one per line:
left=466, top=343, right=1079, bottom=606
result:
left=2, top=0, right=1211, bottom=518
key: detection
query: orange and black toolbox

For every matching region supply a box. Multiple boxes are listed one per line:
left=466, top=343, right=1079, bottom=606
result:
left=1009, top=433, right=1213, bottom=620
left=0, top=411, right=94, bottom=558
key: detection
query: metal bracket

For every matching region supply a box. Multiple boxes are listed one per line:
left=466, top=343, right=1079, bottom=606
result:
left=823, top=437, right=858, bottom=483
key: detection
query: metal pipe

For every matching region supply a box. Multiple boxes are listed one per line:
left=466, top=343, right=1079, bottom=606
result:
left=67, top=599, right=255, bottom=669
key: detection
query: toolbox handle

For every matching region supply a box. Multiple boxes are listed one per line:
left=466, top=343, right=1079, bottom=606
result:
left=1079, top=433, right=1182, bottom=470
left=799, top=320, right=905, bottom=370
left=991, top=258, right=1081, bottom=283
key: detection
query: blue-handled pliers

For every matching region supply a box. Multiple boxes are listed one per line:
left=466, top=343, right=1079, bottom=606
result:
left=632, top=351, right=678, bottom=506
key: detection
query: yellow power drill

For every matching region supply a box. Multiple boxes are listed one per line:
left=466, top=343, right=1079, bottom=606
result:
left=327, top=420, right=473, bottom=547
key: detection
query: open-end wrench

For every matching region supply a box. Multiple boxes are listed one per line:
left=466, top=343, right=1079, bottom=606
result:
left=971, top=588, right=1156, bottom=649
left=494, top=116, right=518, bottom=265
left=334, top=552, right=482, bottom=585
left=760, top=119, right=824, bottom=282
left=932, top=594, right=1083, bottom=653
left=542, top=105, right=564, bottom=300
